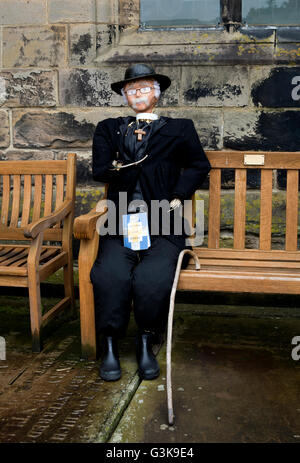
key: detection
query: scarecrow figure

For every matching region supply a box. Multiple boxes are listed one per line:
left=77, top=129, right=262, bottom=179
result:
left=91, top=63, right=211, bottom=381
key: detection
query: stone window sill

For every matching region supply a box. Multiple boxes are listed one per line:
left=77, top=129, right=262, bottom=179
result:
left=95, top=26, right=300, bottom=65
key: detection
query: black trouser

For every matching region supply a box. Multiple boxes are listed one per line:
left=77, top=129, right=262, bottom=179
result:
left=90, top=234, right=189, bottom=338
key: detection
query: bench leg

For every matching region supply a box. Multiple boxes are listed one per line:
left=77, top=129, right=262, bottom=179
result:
left=63, top=255, right=76, bottom=317
left=28, top=274, right=43, bottom=353
left=28, top=234, right=43, bottom=353
left=78, top=235, right=99, bottom=360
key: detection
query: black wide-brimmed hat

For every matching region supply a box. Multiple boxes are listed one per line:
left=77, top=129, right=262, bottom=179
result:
left=111, top=63, right=171, bottom=95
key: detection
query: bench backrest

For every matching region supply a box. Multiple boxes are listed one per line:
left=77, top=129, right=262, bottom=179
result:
left=201, top=151, right=300, bottom=258
left=0, top=153, right=76, bottom=242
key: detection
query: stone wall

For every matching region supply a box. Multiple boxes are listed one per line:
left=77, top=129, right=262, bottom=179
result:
left=0, top=0, right=300, bottom=251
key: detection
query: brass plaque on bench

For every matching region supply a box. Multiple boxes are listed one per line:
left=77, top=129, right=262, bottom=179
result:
left=244, top=154, right=265, bottom=166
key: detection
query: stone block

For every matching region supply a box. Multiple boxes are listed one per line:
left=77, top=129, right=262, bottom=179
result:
left=224, top=110, right=300, bottom=151
left=0, top=71, right=56, bottom=107
left=3, top=26, right=66, bottom=68
left=119, top=0, right=139, bottom=26
left=277, top=28, right=300, bottom=43
left=182, top=66, right=249, bottom=107
left=275, top=43, right=300, bottom=65
left=13, top=110, right=94, bottom=149
left=59, top=66, right=179, bottom=107
left=48, top=0, right=95, bottom=23
left=96, top=25, right=116, bottom=55
left=12, top=108, right=130, bottom=149
left=0, top=0, right=46, bottom=25
left=56, top=150, right=93, bottom=185
left=96, top=42, right=275, bottom=65
left=0, top=110, right=10, bottom=149
left=59, top=68, right=123, bottom=107
left=69, top=24, right=97, bottom=66
left=160, top=108, right=222, bottom=150
left=0, top=150, right=55, bottom=161
left=250, top=66, right=300, bottom=108
left=96, top=0, right=118, bottom=23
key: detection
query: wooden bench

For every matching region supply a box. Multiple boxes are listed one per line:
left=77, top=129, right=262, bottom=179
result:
left=74, top=150, right=300, bottom=359
left=0, top=153, right=76, bottom=352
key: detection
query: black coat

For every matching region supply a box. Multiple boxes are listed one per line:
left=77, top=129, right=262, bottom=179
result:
left=92, top=115, right=211, bottom=249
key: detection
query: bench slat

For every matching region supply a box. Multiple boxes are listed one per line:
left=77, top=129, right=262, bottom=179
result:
left=44, top=174, right=53, bottom=217
left=286, top=169, right=299, bottom=251
left=259, top=169, right=273, bottom=251
left=187, top=258, right=300, bottom=269
left=10, top=175, right=21, bottom=227
left=54, top=175, right=64, bottom=228
left=178, top=269, right=300, bottom=294
left=234, top=169, right=246, bottom=249
left=21, top=174, right=32, bottom=227
left=193, top=248, right=300, bottom=262
left=0, top=160, right=68, bottom=175
left=208, top=169, right=221, bottom=248
left=207, top=151, right=300, bottom=169
left=0, top=227, right=63, bottom=241
left=1, top=175, right=10, bottom=226
left=32, top=174, right=42, bottom=222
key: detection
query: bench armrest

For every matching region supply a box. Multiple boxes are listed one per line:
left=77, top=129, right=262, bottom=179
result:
left=24, top=200, right=73, bottom=239
left=73, top=205, right=108, bottom=240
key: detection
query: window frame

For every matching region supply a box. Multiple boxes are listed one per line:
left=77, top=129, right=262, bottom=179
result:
left=95, top=0, right=300, bottom=64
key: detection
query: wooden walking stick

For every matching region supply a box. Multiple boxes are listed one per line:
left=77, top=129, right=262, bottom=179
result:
left=166, top=249, right=201, bottom=426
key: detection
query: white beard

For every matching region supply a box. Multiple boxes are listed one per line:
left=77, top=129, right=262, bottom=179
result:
left=131, top=95, right=149, bottom=109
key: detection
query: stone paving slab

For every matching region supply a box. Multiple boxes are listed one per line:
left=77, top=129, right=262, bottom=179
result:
left=109, top=309, right=300, bottom=443
left=0, top=295, right=144, bottom=443
left=1, top=295, right=300, bottom=443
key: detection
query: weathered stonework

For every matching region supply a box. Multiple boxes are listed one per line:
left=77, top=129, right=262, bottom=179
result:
left=119, top=0, right=140, bottom=26
left=0, top=70, right=56, bottom=107
left=69, top=24, right=97, bottom=67
left=56, top=150, right=93, bottom=185
left=96, top=25, right=116, bottom=56
left=59, top=66, right=180, bottom=108
left=59, top=68, right=123, bottom=107
left=12, top=108, right=130, bottom=149
left=224, top=109, right=300, bottom=151
left=0, top=150, right=55, bottom=160
left=0, top=0, right=46, bottom=25
left=275, top=44, right=300, bottom=65
left=182, top=66, right=249, bottom=107
left=161, top=108, right=222, bottom=150
left=3, top=26, right=66, bottom=68
left=48, top=0, right=95, bottom=24
left=0, top=110, right=10, bottom=148
left=96, top=0, right=118, bottom=24
left=250, top=67, right=300, bottom=107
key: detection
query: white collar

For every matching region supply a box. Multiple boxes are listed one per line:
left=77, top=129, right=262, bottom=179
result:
left=136, top=113, right=159, bottom=121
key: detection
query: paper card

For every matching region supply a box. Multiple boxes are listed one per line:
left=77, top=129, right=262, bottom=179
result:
left=122, top=212, right=151, bottom=250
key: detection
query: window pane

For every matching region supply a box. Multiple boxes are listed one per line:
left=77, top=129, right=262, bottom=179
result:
left=243, top=0, right=300, bottom=25
left=140, top=0, right=220, bottom=26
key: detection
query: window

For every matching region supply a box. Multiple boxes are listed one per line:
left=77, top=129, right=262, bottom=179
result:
left=140, top=0, right=300, bottom=28
left=243, top=0, right=300, bottom=26
left=140, top=0, right=220, bottom=27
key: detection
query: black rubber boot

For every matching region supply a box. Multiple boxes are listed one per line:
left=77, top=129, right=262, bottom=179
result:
left=99, top=336, right=121, bottom=381
left=136, top=332, right=160, bottom=380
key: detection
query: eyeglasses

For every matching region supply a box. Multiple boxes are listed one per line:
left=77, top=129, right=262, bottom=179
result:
left=125, top=86, right=154, bottom=96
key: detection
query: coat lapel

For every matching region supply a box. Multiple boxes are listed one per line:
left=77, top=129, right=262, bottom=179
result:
left=115, top=115, right=177, bottom=162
